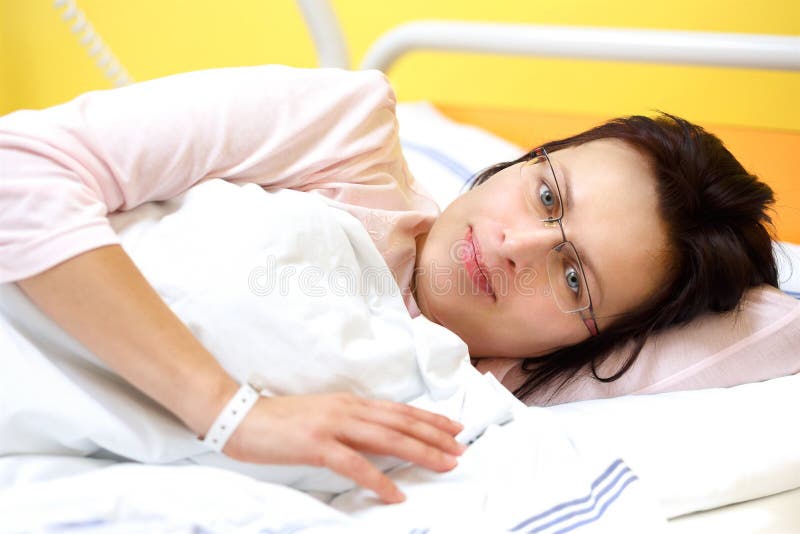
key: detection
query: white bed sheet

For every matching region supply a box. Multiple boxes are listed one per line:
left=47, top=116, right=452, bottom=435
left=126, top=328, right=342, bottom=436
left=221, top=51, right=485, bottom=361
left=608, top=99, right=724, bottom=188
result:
left=668, top=487, right=800, bottom=534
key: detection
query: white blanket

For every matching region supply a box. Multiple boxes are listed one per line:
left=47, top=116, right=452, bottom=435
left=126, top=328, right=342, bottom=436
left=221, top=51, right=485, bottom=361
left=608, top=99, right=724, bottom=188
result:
left=0, top=405, right=667, bottom=533
left=0, top=180, right=666, bottom=531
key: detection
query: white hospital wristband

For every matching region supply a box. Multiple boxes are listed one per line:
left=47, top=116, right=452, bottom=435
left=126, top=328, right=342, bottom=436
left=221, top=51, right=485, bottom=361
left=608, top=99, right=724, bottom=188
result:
left=201, top=383, right=261, bottom=452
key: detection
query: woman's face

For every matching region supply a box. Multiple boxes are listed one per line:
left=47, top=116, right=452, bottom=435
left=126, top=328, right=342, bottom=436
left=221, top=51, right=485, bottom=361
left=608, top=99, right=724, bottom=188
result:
left=413, top=138, right=672, bottom=358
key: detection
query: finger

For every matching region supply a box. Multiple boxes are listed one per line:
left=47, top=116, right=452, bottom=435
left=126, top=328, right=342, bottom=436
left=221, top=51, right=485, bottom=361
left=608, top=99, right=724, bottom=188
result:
left=366, top=399, right=464, bottom=435
left=355, top=405, right=466, bottom=457
left=338, top=420, right=460, bottom=474
left=321, top=442, right=405, bottom=504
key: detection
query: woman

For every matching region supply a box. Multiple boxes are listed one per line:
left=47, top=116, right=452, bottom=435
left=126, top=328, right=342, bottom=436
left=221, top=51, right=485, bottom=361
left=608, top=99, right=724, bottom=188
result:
left=0, top=65, right=776, bottom=503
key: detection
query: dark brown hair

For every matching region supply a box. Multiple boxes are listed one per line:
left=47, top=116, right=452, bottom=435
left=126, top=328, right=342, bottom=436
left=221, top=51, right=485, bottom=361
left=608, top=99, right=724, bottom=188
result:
left=466, top=112, right=779, bottom=402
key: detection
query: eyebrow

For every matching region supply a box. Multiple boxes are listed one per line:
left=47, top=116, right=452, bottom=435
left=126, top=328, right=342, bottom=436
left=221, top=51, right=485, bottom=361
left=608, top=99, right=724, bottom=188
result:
left=553, top=159, right=604, bottom=309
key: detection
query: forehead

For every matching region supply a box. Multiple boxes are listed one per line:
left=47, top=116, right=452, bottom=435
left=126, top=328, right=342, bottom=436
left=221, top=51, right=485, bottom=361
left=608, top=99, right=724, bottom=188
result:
left=551, top=139, right=671, bottom=323
left=551, top=138, right=651, bottom=190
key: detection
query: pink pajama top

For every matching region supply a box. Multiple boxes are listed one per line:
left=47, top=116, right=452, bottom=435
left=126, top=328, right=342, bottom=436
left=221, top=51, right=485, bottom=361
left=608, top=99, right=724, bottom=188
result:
left=0, top=65, right=440, bottom=316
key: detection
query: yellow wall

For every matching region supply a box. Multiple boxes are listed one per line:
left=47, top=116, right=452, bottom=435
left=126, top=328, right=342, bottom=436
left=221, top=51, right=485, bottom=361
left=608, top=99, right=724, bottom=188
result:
left=1, top=0, right=798, bottom=132
left=2, top=0, right=799, bottom=239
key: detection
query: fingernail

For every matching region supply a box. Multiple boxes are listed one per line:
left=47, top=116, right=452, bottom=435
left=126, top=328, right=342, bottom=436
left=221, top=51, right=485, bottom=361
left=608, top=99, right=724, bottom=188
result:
left=450, top=441, right=466, bottom=455
left=444, top=454, right=458, bottom=467
left=391, top=489, right=406, bottom=503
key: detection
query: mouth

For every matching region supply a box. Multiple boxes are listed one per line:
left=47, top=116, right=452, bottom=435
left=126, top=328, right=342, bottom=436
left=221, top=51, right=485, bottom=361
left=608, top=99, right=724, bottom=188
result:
left=464, top=226, right=496, bottom=300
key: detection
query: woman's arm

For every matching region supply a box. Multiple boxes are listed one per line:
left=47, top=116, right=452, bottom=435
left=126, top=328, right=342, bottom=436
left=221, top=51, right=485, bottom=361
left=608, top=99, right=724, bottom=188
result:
left=16, top=244, right=464, bottom=503
left=15, top=245, right=238, bottom=436
left=3, top=66, right=462, bottom=502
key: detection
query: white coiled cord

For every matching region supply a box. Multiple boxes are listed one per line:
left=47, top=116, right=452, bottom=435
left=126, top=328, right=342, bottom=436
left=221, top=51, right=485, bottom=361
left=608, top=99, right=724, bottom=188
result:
left=52, top=0, right=134, bottom=87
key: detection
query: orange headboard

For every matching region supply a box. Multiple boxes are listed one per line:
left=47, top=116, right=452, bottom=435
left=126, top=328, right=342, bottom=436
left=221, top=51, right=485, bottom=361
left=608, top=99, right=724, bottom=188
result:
left=437, top=105, right=800, bottom=244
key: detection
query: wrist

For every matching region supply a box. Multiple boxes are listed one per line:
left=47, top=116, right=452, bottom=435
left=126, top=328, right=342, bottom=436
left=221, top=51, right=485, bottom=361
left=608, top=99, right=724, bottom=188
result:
left=201, top=383, right=261, bottom=452
left=176, top=367, right=240, bottom=437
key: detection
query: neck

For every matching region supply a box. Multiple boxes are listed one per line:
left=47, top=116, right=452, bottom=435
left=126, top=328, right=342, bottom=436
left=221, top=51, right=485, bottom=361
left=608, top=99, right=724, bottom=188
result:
left=412, top=231, right=435, bottom=323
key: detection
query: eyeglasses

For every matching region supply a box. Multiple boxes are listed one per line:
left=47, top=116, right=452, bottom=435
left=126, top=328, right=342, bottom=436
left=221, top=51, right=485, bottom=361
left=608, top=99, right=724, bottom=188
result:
left=519, top=147, right=599, bottom=337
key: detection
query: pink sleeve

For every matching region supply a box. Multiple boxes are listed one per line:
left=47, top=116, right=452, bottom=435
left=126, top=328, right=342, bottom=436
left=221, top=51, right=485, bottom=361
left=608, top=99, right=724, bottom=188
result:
left=0, top=65, right=401, bottom=283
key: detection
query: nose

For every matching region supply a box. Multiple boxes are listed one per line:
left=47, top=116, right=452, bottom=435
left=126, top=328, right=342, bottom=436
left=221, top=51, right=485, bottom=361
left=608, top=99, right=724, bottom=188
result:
left=499, top=221, right=562, bottom=272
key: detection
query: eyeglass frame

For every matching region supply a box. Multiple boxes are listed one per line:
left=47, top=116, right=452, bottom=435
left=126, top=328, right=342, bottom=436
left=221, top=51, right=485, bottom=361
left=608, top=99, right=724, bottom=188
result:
left=520, top=146, right=600, bottom=337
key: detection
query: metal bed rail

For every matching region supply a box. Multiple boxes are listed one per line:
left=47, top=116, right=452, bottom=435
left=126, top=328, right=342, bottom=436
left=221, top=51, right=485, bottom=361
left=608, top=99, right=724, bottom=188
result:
left=296, top=1, right=800, bottom=72
left=360, top=21, right=800, bottom=72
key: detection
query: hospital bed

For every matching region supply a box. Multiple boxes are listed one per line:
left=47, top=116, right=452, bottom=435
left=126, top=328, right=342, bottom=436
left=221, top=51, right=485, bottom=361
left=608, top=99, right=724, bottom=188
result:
left=2, top=1, right=799, bottom=532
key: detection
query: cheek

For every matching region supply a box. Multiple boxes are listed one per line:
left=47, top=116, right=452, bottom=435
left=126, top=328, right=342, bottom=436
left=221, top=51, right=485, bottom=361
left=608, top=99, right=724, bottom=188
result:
left=482, top=177, right=523, bottom=209
left=495, top=294, right=589, bottom=356
left=434, top=196, right=471, bottom=236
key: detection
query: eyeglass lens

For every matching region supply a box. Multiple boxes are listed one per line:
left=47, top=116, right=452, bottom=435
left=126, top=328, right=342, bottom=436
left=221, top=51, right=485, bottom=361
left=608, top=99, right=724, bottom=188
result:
left=520, top=155, right=591, bottom=314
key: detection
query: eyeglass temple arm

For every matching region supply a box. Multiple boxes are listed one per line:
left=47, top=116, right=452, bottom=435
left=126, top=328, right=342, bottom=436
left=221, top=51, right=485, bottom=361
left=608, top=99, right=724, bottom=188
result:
left=580, top=310, right=599, bottom=337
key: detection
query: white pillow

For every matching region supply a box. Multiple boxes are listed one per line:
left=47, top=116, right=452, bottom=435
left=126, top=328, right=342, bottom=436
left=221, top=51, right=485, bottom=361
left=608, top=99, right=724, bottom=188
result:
left=397, top=101, right=524, bottom=209
left=510, top=284, right=800, bottom=405
left=543, top=373, right=800, bottom=518
left=774, top=241, right=800, bottom=295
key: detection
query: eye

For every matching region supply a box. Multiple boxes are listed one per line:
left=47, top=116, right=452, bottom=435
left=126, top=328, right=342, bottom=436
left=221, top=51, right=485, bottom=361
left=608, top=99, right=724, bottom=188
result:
left=564, top=265, right=581, bottom=295
left=539, top=183, right=556, bottom=208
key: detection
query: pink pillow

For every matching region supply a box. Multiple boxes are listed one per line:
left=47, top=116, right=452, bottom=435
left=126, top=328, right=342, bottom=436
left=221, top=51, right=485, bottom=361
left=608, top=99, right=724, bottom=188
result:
left=475, top=284, right=800, bottom=406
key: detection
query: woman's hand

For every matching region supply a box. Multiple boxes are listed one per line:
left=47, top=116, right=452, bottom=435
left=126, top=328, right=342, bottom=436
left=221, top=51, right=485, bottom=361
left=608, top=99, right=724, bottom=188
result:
left=223, top=393, right=466, bottom=504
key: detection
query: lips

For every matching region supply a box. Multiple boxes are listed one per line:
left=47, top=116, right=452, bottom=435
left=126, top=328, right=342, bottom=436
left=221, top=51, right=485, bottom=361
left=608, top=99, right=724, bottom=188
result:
left=463, top=226, right=495, bottom=299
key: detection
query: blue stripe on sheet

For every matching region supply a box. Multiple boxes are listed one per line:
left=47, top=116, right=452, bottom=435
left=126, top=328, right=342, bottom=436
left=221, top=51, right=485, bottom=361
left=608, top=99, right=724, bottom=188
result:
left=400, top=140, right=475, bottom=183
left=46, top=518, right=110, bottom=530
left=258, top=519, right=344, bottom=533
left=783, top=289, right=800, bottom=299
left=552, top=475, right=639, bottom=534
left=529, top=467, right=635, bottom=534
left=510, top=459, right=623, bottom=531
left=509, top=458, right=637, bottom=534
